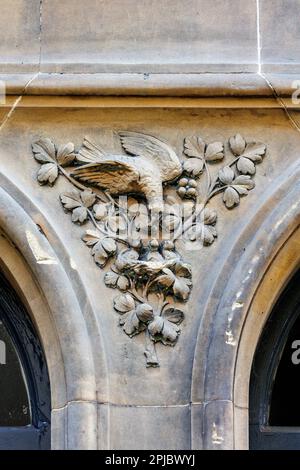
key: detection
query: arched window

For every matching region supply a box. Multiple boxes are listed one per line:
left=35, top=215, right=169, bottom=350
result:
left=0, top=270, right=51, bottom=449
left=250, top=269, right=300, bottom=449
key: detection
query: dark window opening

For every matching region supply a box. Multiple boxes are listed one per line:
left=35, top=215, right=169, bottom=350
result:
left=0, top=319, right=31, bottom=426
left=0, top=269, right=51, bottom=449
left=250, top=269, right=300, bottom=449
left=269, top=313, right=300, bottom=426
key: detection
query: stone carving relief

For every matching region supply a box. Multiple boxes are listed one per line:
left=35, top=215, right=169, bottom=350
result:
left=31, top=132, right=266, bottom=367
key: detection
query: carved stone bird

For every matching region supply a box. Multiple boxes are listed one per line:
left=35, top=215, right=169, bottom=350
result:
left=71, top=132, right=182, bottom=211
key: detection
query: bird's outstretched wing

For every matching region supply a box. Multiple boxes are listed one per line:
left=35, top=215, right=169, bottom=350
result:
left=71, top=160, right=139, bottom=193
left=76, top=138, right=106, bottom=163
left=119, top=131, right=182, bottom=182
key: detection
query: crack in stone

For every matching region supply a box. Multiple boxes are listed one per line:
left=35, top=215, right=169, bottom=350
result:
left=256, top=0, right=300, bottom=134
left=0, top=72, right=39, bottom=133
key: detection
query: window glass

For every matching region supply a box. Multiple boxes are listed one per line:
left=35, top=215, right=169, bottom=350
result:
left=0, top=319, right=31, bottom=426
left=269, top=313, right=300, bottom=426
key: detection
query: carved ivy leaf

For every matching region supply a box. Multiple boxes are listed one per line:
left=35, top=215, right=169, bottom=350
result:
left=148, top=315, right=181, bottom=346
left=229, top=134, right=246, bottom=156
left=56, top=143, right=76, bottom=167
left=60, top=189, right=96, bottom=224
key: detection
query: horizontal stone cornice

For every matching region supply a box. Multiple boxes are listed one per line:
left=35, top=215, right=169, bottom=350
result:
left=0, top=72, right=299, bottom=98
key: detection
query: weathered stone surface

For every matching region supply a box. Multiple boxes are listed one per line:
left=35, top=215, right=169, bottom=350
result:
left=98, top=403, right=191, bottom=450
left=40, top=0, right=257, bottom=73
left=260, top=0, right=300, bottom=72
left=203, top=400, right=233, bottom=450
left=0, top=0, right=41, bottom=72
left=0, top=0, right=300, bottom=452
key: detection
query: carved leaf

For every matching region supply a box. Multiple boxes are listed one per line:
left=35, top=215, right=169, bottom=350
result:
left=32, top=138, right=56, bottom=163
left=188, top=224, right=217, bottom=246
left=223, top=187, right=240, bottom=208
left=82, top=230, right=101, bottom=246
left=61, top=189, right=96, bottom=224
left=237, top=156, right=256, bottom=175
left=223, top=176, right=255, bottom=208
left=120, top=310, right=146, bottom=337
left=148, top=316, right=181, bottom=346
left=174, top=262, right=192, bottom=279
left=80, top=190, right=96, bottom=208
left=183, top=158, right=204, bottom=177
left=218, top=166, right=234, bottom=185
left=107, top=215, right=127, bottom=234
left=72, top=206, right=89, bottom=224
left=56, top=143, right=76, bottom=167
left=119, top=302, right=153, bottom=337
left=229, top=134, right=246, bottom=156
left=93, top=203, right=108, bottom=220
left=203, top=208, right=217, bottom=225
left=233, top=175, right=255, bottom=191
left=173, top=277, right=192, bottom=301
left=163, top=308, right=184, bottom=324
left=116, top=275, right=130, bottom=291
left=136, top=303, right=154, bottom=322
left=37, top=162, right=58, bottom=185
left=187, top=220, right=217, bottom=245
left=114, top=293, right=135, bottom=313
left=241, top=142, right=266, bottom=162
left=104, top=271, right=130, bottom=291
left=92, top=237, right=117, bottom=267
left=156, top=263, right=192, bottom=300
left=60, top=190, right=82, bottom=210
left=156, top=268, right=175, bottom=288
left=183, top=136, right=205, bottom=159
left=205, top=142, right=224, bottom=161
left=104, top=271, right=119, bottom=288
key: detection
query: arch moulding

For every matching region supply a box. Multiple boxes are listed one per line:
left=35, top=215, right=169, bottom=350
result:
left=191, top=162, right=300, bottom=449
left=0, top=186, right=98, bottom=450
